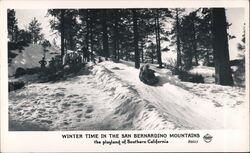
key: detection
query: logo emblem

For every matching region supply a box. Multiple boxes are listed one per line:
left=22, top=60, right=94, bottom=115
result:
left=203, top=134, right=213, bottom=143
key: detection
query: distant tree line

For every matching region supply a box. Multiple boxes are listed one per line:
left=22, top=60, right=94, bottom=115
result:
left=47, top=8, right=239, bottom=85
left=47, top=9, right=173, bottom=68
left=8, top=8, right=245, bottom=86
left=7, top=9, right=48, bottom=44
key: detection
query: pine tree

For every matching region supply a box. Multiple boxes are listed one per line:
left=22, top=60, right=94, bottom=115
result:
left=169, top=9, right=185, bottom=70
left=18, top=29, right=32, bottom=43
left=60, top=9, right=65, bottom=60
left=48, top=9, right=78, bottom=59
left=89, top=10, right=95, bottom=60
left=7, top=9, right=18, bottom=41
left=137, top=9, right=154, bottom=63
left=154, top=9, right=163, bottom=68
left=79, top=9, right=91, bottom=61
left=102, top=9, right=109, bottom=58
left=145, top=42, right=157, bottom=63
left=179, top=10, right=200, bottom=70
left=211, top=8, right=234, bottom=86
left=199, top=8, right=214, bottom=66
left=28, top=17, right=44, bottom=44
left=132, top=9, right=140, bottom=69
left=111, top=9, right=120, bottom=60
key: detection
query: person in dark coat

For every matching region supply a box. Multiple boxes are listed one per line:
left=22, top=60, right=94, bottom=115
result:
left=49, top=57, right=56, bottom=72
left=139, top=64, right=159, bottom=85
left=39, top=57, right=47, bottom=69
left=82, top=47, right=89, bottom=62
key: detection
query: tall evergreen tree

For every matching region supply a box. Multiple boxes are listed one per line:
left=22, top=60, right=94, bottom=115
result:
left=211, top=8, right=233, bottom=86
left=18, top=29, right=32, bottom=43
left=169, top=9, right=185, bottom=70
left=28, top=17, right=44, bottom=44
left=48, top=9, right=78, bottom=59
left=156, top=9, right=172, bottom=67
left=60, top=9, right=65, bottom=60
left=175, top=9, right=182, bottom=70
left=132, top=9, right=140, bottom=69
left=102, top=9, right=109, bottom=58
left=199, top=8, right=214, bottom=66
left=79, top=9, right=91, bottom=61
left=7, top=9, right=18, bottom=41
left=154, top=9, right=163, bottom=68
left=112, top=9, right=120, bottom=60
left=137, top=9, right=154, bottom=63
left=179, top=10, right=200, bottom=69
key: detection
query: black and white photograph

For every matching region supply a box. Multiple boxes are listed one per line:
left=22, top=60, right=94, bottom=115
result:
left=1, top=0, right=249, bottom=152
left=7, top=7, right=248, bottom=131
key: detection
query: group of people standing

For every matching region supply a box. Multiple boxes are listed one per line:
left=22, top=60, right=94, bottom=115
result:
left=39, top=56, right=61, bottom=73
left=38, top=46, right=96, bottom=75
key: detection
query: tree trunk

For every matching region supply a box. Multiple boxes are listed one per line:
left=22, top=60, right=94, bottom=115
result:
left=102, top=10, right=109, bottom=58
left=60, top=9, right=65, bottom=61
left=113, top=11, right=118, bottom=59
left=85, top=10, right=90, bottom=62
left=11, top=26, right=15, bottom=42
left=191, top=21, right=198, bottom=65
left=211, top=8, right=234, bottom=86
left=14, top=25, right=18, bottom=42
left=155, top=9, right=163, bottom=68
left=132, top=9, right=140, bottom=69
left=68, top=13, right=74, bottom=51
left=176, top=10, right=182, bottom=69
left=140, top=41, right=144, bottom=63
left=89, top=11, right=94, bottom=61
left=69, top=33, right=74, bottom=50
left=118, top=41, right=121, bottom=60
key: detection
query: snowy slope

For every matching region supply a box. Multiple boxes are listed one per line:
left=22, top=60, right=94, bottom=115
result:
left=9, top=61, right=247, bottom=130
left=100, top=61, right=247, bottom=129
left=8, top=44, right=60, bottom=76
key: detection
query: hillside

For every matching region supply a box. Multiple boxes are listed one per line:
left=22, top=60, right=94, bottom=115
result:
left=8, top=44, right=60, bottom=76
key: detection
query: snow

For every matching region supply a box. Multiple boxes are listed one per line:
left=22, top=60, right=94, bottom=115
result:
left=189, top=66, right=215, bottom=77
left=189, top=65, right=215, bottom=84
left=8, top=44, right=60, bottom=76
left=9, top=60, right=247, bottom=130
left=161, top=51, right=177, bottom=65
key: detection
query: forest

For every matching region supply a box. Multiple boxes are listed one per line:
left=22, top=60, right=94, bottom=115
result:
left=8, top=8, right=245, bottom=86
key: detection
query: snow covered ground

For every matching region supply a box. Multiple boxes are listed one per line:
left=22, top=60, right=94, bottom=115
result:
left=8, top=60, right=247, bottom=131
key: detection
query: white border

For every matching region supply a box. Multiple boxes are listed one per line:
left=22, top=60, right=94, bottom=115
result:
left=1, top=0, right=249, bottom=152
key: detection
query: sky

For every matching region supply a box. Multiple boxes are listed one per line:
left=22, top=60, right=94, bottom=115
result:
left=15, top=8, right=245, bottom=60
left=15, top=9, right=55, bottom=43
left=226, top=8, right=245, bottom=59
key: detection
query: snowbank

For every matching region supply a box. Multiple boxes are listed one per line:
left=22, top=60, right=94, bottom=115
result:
left=92, top=65, right=176, bottom=130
